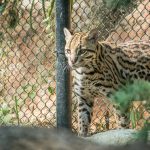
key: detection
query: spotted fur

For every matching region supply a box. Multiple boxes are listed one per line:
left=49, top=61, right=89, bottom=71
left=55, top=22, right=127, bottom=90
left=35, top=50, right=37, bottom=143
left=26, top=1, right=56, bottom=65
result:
left=64, top=28, right=150, bottom=136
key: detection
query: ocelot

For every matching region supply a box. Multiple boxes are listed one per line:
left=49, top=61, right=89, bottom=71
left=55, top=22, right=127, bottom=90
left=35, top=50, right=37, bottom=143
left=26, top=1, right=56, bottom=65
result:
left=64, top=28, right=150, bottom=136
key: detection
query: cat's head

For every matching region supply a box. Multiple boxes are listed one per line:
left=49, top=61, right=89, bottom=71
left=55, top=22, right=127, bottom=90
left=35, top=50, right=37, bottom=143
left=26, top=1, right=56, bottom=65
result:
left=64, top=28, right=99, bottom=68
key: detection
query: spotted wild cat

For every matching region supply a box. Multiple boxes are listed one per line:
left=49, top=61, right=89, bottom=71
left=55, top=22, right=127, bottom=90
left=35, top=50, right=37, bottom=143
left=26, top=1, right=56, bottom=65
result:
left=64, top=28, right=150, bottom=136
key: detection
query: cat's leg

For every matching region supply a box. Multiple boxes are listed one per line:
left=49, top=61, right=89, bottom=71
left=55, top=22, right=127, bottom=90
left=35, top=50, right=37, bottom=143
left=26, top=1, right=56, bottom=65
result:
left=114, top=105, right=130, bottom=129
left=77, top=96, right=94, bottom=137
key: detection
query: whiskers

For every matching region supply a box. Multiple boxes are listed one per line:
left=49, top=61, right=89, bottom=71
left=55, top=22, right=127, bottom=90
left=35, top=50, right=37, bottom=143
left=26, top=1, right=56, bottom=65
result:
left=63, top=63, right=72, bottom=72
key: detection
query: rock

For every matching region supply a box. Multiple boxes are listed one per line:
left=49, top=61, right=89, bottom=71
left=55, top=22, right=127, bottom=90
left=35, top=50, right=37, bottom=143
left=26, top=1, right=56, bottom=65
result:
left=0, top=127, right=149, bottom=150
left=85, top=129, right=150, bottom=145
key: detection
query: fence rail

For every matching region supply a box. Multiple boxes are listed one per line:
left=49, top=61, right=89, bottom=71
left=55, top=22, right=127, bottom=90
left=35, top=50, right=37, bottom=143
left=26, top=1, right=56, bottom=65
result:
left=56, top=0, right=71, bottom=129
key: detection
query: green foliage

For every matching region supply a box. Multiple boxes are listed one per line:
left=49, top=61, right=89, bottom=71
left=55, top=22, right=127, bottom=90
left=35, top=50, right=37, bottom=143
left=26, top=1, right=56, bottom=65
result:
left=48, top=86, right=55, bottom=95
left=46, top=0, right=55, bottom=30
left=29, top=0, right=36, bottom=31
left=42, top=0, right=46, bottom=18
left=0, top=96, right=21, bottom=125
left=13, top=96, right=20, bottom=125
left=130, top=109, right=140, bottom=129
left=102, top=0, right=131, bottom=10
left=0, top=1, right=8, bottom=15
left=1, top=0, right=75, bottom=30
left=136, top=121, right=150, bottom=143
left=8, top=8, right=19, bottom=28
left=22, top=84, right=37, bottom=100
left=0, top=103, right=13, bottom=125
left=110, top=80, right=150, bottom=142
left=111, top=80, right=150, bottom=112
left=0, top=0, right=19, bottom=28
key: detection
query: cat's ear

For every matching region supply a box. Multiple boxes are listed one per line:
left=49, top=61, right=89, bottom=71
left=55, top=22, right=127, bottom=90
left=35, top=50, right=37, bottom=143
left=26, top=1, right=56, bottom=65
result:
left=87, top=28, right=99, bottom=43
left=64, top=28, right=72, bottom=41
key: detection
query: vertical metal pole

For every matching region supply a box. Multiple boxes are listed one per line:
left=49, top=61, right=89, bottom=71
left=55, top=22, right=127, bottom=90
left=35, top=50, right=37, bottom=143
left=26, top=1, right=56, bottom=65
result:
left=55, top=0, right=71, bottom=129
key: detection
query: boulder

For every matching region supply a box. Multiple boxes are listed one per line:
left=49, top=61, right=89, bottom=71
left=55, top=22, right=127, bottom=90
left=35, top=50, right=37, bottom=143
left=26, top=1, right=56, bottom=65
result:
left=85, top=129, right=150, bottom=145
left=0, top=127, right=149, bottom=150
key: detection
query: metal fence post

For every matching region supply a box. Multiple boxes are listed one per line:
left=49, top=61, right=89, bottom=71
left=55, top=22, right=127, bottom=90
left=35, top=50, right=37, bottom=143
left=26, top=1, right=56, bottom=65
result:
left=55, top=0, right=71, bottom=129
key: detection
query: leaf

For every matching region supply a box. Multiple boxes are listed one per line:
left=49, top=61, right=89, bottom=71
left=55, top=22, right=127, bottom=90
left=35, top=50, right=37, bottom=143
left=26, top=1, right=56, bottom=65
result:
left=29, top=91, right=36, bottom=99
left=103, top=0, right=131, bottom=10
left=136, top=122, right=150, bottom=142
left=135, top=110, right=141, bottom=121
left=48, top=0, right=55, bottom=17
left=32, top=84, right=37, bottom=91
left=8, top=9, right=19, bottom=28
left=42, top=0, right=46, bottom=18
left=3, top=114, right=13, bottom=124
left=29, top=0, right=36, bottom=31
left=0, top=3, right=7, bottom=15
left=14, top=96, right=20, bottom=125
left=2, top=109, right=10, bottom=116
left=130, top=110, right=136, bottom=128
left=48, top=86, right=55, bottom=95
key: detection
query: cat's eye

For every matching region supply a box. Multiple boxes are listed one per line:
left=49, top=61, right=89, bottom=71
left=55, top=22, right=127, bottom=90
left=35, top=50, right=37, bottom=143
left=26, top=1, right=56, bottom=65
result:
left=78, top=49, right=86, bottom=55
left=66, top=49, right=71, bottom=54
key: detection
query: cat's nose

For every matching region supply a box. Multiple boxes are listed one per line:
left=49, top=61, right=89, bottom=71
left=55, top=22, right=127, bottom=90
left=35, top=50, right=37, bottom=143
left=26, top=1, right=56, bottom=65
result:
left=71, top=59, right=75, bottom=64
left=71, top=57, right=78, bottom=64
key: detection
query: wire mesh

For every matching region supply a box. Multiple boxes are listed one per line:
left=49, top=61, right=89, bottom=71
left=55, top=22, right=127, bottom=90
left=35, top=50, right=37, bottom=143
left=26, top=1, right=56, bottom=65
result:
left=0, top=0, right=149, bottom=134
left=71, top=0, right=150, bottom=133
left=0, top=0, right=56, bottom=127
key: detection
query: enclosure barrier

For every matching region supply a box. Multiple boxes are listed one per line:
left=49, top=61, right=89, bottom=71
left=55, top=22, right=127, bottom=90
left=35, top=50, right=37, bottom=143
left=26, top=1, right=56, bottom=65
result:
left=56, top=0, right=71, bottom=129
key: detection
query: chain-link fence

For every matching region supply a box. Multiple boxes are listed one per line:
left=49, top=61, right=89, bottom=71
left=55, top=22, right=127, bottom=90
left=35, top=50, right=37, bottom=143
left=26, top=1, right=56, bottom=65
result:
left=0, top=0, right=149, bottom=134
left=71, top=0, right=150, bottom=134
left=0, top=0, right=56, bottom=127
